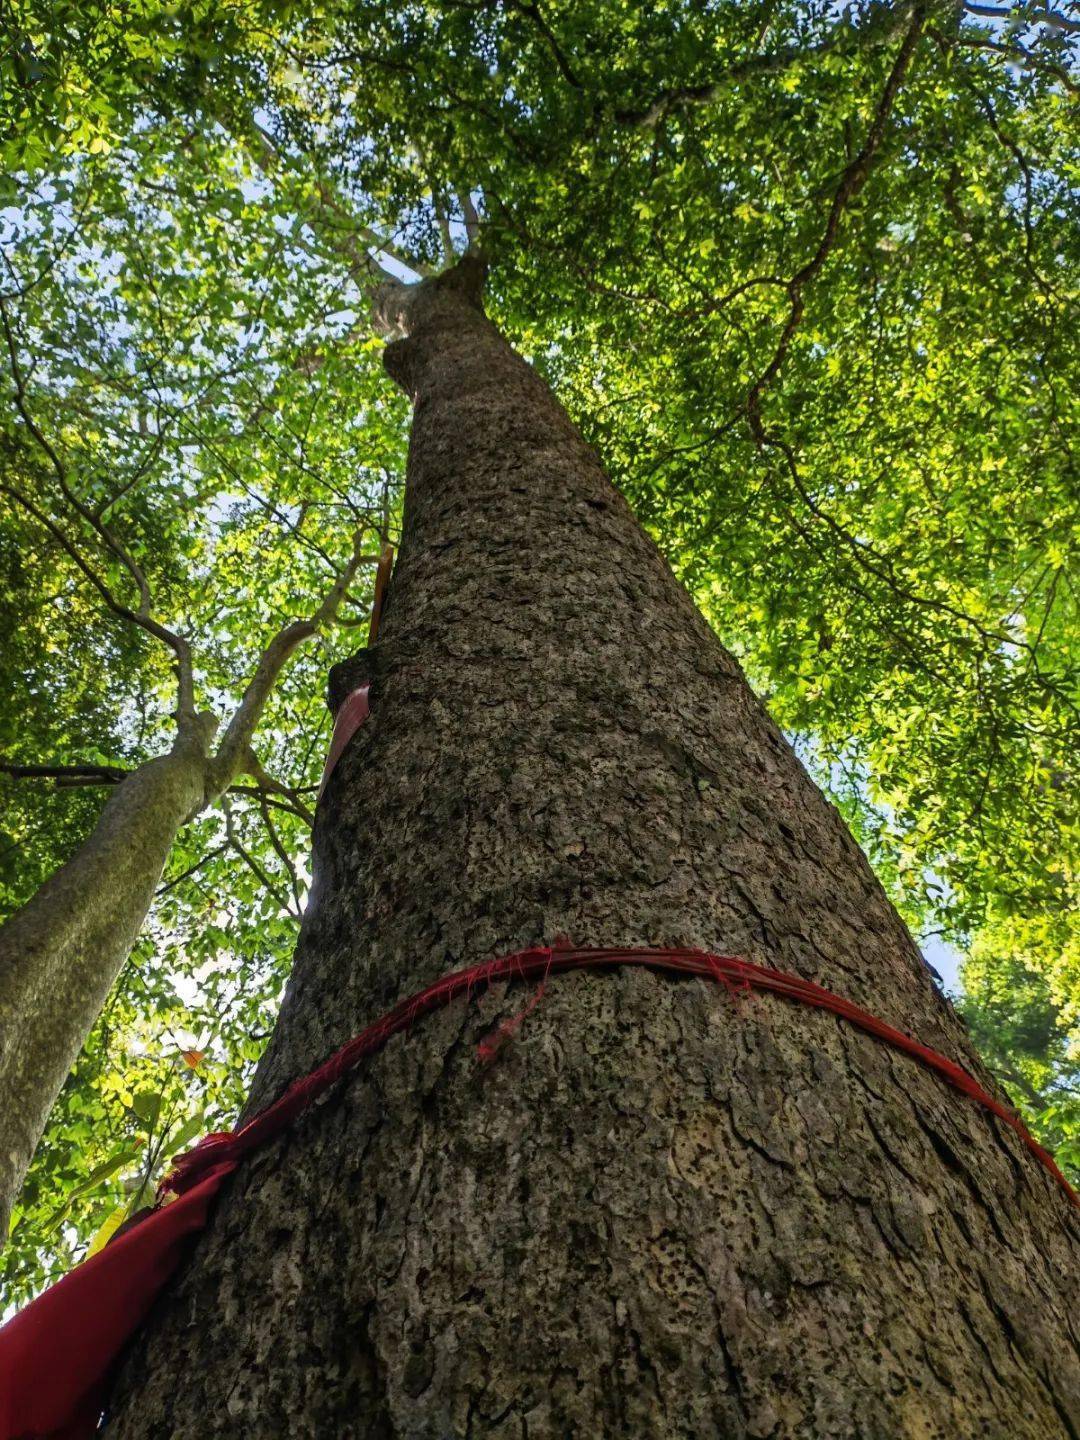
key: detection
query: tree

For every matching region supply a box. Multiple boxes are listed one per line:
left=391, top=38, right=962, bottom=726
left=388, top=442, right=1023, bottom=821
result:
left=2, top=0, right=1077, bottom=1321
left=101, top=255, right=1079, bottom=1438
left=204, top=0, right=1080, bottom=1170
left=0, top=121, right=408, bottom=1266
left=0, top=494, right=367, bottom=1242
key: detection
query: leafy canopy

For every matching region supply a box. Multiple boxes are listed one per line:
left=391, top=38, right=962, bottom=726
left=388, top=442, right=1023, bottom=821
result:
left=1, top=0, right=1077, bottom=1300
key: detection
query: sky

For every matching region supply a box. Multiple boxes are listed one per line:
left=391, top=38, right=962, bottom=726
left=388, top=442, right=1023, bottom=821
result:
left=922, top=933, right=963, bottom=994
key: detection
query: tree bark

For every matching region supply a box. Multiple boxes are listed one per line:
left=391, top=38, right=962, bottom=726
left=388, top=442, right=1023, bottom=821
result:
left=0, top=725, right=212, bottom=1240
left=108, top=262, right=1079, bottom=1439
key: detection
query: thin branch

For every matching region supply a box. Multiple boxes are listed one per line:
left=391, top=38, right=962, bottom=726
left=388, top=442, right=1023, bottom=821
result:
left=947, top=28, right=1080, bottom=89
left=226, top=784, right=316, bottom=826
left=747, top=2, right=927, bottom=416
left=245, top=119, right=432, bottom=280
left=0, top=474, right=196, bottom=719
left=409, top=134, right=457, bottom=268
left=963, top=1, right=1080, bottom=33
left=156, top=842, right=230, bottom=897
left=614, top=0, right=1078, bottom=129
left=256, top=792, right=304, bottom=912
left=223, top=803, right=297, bottom=918
left=749, top=429, right=1078, bottom=718
left=504, top=0, right=585, bottom=89
left=315, top=178, right=436, bottom=280
left=0, top=762, right=128, bottom=784
left=234, top=748, right=316, bottom=826
left=0, top=181, right=97, bottom=304
left=0, top=306, right=197, bottom=719
left=207, top=528, right=373, bottom=793
left=614, top=2, right=922, bottom=127
left=1, top=298, right=153, bottom=613
left=438, top=0, right=584, bottom=87
left=95, top=426, right=168, bottom=521
left=720, top=3, right=1078, bottom=712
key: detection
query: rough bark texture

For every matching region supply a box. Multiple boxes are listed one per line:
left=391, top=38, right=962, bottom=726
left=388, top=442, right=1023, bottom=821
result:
left=0, top=726, right=212, bottom=1241
left=109, top=263, right=1079, bottom=1439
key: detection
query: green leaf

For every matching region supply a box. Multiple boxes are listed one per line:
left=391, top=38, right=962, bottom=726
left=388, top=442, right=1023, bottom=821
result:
left=131, top=1090, right=163, bottom=1132
left=44, top=1148, right=143, bottom=1233
left=86, top=1203, right=129, bottom=1258
left=162, top=1111, right=206, bottom=1162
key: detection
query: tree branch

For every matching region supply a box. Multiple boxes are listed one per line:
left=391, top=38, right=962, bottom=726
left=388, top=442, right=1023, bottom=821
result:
left=0, top=762, right=128, bottom=785
left=2, top=299, right=153, bottom=613
left=233, top=749, right=317, bottom=827
left=458, top=190, right=482, bottom=251
left=227, top=783, right=316, bottom=826
left=614, top=2, right=923, bottom=127
left=0, top=474, right=197, bottom=722
left=432, top=188, right=457, bottom=268
left=747, top=2, right=927, bottom=418
left=0, top=305, right=197, bottom=720
left=244, top=119, right=433, bottom=281
left=223, top=802, right=297, bottom=918
left=946, top=28, right=1080, bottom=89
left=156, top=842, right=230, bottom=897
left=963, top=1, right=1080, bottom=33
left=206, top=528, right=374, bottom=795
left=256, top=791, right=305, bottom=912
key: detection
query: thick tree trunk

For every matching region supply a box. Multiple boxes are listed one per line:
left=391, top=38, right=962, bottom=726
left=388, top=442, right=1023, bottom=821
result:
left=108, top=262, right=1079, bottom=1438
left=0, top=725, right=213, bottom=1240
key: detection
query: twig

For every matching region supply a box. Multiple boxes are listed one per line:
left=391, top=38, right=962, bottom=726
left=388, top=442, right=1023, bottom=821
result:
left=947, top=29, right=1080, bottom=90
left=0, top=307, right=197, bottom=719
left=615, top=3, right=921, bottom=127
left=0, top=762, right=128, bottom=784
left=0, top=474, right=196, bottom=721
left=156, top=842, right=230, bottom=896
left=207, top=527, right=373, bottom=794
left=747, top=3, right=927, bottom=417
left=963, top=1, right=1080, bottom=34
left=223, top=802, right=296, bottom=918
left=246, top=119, right=432, bottom=280
left=256, top=792, right=304, bottom=912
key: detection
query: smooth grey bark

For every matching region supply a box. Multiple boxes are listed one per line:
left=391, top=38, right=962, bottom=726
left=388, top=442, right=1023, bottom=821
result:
left=109, top=260, right=1079, bottom=1439
left=0, top=724, right=211, bottom=1241
left=0, top=566, right=362, bottom=1243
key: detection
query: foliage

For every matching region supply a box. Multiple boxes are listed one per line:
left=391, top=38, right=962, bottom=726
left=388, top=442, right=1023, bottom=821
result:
left=959, top=912, right=1080, bottom=1178
left=1, top=0, right=274, bottom=171
left=0, top=117, right=407, bottom=1302
left=1, top=0, right=1077, bottom=1301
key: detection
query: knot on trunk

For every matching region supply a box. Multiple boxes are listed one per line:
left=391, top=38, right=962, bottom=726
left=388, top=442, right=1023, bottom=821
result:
left=378, top=253, right=488, bottom=392
left=382, top=334, right=419, bottom=392
left=434, top=251, right=487, bottom=309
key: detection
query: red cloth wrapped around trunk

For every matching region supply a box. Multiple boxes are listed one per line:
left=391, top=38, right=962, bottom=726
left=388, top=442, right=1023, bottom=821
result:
left=2, top=944, right=1074, bottom=1437
left=317, top=685, right=370, bottom=798
left=0, top=1161, right=236, bottom=1440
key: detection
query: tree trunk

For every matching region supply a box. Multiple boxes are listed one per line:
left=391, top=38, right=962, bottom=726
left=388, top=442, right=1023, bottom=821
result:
left=0, top=724, right=211, bottom=1241
left=107, top=261, right=1079, bottom=1439
left=0, top=587, right=344, bottom=1239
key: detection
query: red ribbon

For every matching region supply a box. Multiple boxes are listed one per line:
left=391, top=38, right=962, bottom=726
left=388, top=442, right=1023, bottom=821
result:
left=1, top=943, right=1073, bottom=1440
left=317, top=685, right=370, bottom=799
